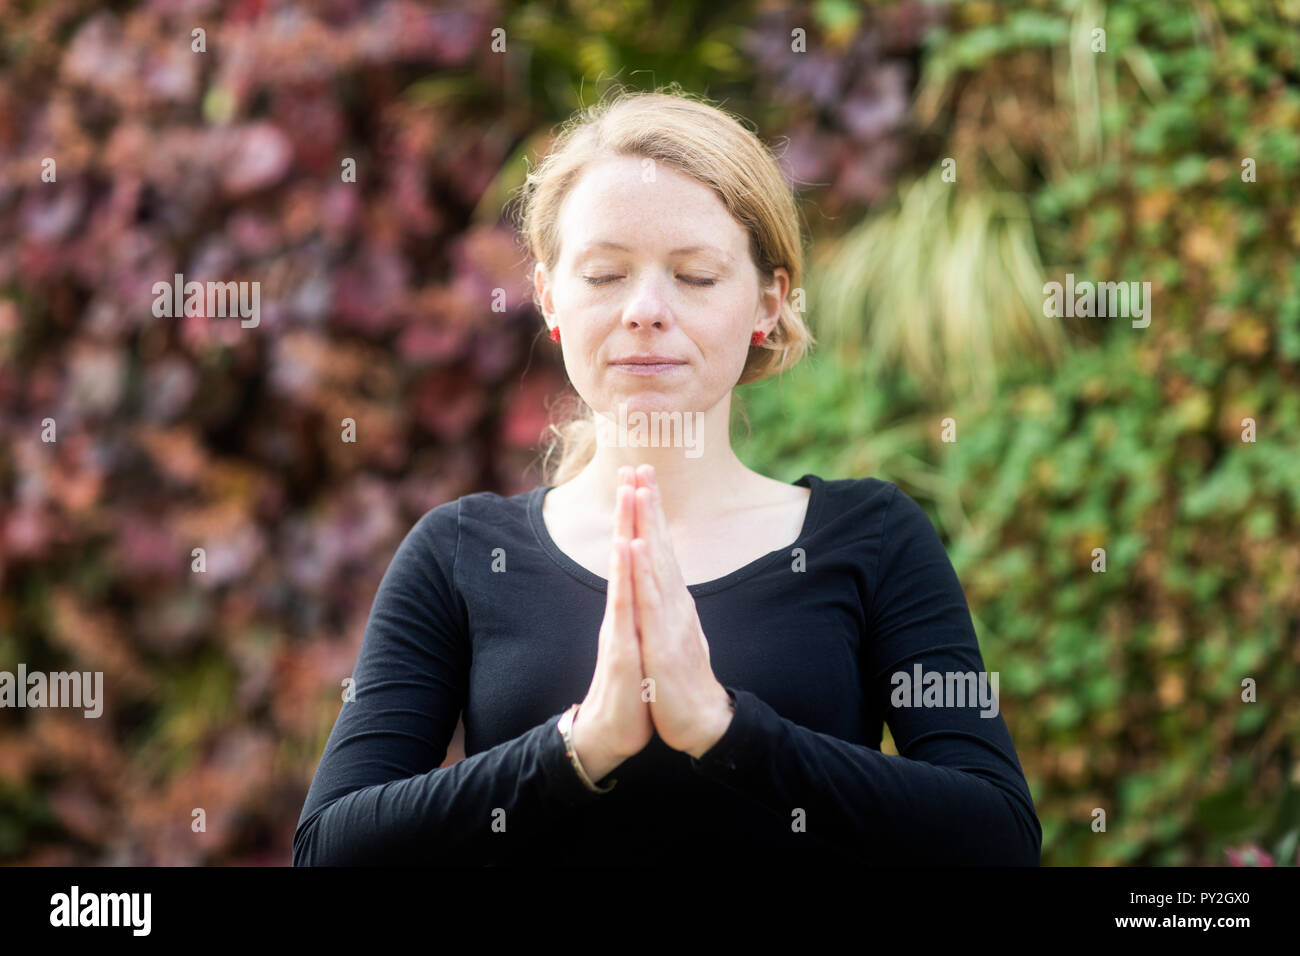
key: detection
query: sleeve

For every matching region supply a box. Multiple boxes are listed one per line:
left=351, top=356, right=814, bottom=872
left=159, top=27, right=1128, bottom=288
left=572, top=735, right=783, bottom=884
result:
left=688, top=483, right=1043, bottom=865
left=291, top=501, right=608, bottom=866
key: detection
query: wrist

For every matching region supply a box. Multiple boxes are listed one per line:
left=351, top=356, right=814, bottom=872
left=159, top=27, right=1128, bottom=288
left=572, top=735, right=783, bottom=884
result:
left=569, top=706, right=622, bottom=786
left=686, top=686, right=735, bottom=759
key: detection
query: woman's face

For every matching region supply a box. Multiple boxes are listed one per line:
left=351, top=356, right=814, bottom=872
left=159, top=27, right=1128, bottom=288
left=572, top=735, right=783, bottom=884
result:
left=535, top=155, right=788, bottom=420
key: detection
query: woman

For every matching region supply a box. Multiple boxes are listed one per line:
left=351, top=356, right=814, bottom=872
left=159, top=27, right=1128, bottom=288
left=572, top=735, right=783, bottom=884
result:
left=293, top=87, right=1042, bottom=866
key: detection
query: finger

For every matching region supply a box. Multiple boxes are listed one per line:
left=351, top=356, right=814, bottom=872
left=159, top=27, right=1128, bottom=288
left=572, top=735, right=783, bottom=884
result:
left=615, top=480, right=635, bottom=544
left=644, top=468, right=678, bottom=575
left=626, top=465, right=641, bottom=541
left=636, top=483, right=683, bottom=595
left=614, top=467, right=635, bottom=542
left=633, top=466, right=672, bottom=564
left=608, top=536, right=638, bottom=654
left=630, top=538, right=661, bottom=635
left=628, top=466, right=655, bottom=574
left=634, top=485, right=663, bottom=591
left=615, top=476, right=640, bottom=643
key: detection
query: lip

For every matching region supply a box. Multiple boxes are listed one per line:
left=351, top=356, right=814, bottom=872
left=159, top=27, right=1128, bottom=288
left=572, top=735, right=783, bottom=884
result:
left=611, top=354, right=686, bottom=365
left=611, top=363, right=684, bottom=375
left=609, top=354, right=687, bottom=376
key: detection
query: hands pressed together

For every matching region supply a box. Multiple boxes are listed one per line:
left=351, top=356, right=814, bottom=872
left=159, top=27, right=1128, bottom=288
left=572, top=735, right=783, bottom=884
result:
left=569, top=465, right=735, bottom=785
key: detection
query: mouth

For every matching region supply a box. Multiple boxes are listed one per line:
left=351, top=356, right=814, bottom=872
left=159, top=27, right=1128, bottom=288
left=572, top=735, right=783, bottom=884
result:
left=609, top=355, right=687, bottom=376
left=610, top=362, right=685, bottom=375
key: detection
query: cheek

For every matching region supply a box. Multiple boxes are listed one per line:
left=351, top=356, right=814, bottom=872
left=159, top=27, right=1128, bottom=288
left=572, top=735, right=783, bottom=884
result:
left=705, top=321, right=751, bottom=364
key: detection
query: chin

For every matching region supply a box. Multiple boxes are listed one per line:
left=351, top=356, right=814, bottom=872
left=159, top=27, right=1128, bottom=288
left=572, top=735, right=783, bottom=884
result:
left=603, top=393, right=689, bottom=414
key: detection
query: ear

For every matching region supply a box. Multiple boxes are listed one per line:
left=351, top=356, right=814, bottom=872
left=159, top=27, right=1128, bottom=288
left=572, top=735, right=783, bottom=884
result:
left=757, top=265, right=790, bottom=336
left=534, top=262, right=553, bottom=320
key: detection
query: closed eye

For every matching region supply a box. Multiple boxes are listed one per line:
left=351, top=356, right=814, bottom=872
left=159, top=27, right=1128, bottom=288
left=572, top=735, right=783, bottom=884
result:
left=583, top=276, right=716, bottom=287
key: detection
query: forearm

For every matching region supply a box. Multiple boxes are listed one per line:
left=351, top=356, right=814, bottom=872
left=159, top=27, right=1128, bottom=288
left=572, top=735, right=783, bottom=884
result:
left=689, top=687, right=1042, bottom=865
left=293, top=713, right=605, bottom=866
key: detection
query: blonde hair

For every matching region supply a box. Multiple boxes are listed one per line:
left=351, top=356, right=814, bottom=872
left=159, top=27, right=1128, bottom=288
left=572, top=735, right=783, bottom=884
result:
left=508, top=83, right=815, bottom=485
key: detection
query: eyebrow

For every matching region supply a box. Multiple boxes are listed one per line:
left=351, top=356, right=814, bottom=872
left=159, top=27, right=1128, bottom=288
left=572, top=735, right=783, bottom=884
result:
left=576, top=241, right=731, bottom=258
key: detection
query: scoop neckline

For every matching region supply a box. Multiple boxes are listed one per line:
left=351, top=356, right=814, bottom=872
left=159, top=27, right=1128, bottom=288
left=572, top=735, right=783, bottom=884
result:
left=527, top=473, right=824, bottom=596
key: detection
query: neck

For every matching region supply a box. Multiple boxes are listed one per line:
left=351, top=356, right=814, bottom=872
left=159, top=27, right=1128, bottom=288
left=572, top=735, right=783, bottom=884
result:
left=568, top=394, right=755, bottom=529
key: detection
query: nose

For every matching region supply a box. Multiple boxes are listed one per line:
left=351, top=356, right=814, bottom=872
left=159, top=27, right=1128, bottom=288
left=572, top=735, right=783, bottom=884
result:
left=620, top=272, right=675, bottom=333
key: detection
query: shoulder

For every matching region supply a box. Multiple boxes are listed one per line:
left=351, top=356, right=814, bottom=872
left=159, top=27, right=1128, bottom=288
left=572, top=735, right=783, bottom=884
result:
left=809, top=475, right=943, bottom=557
left=403, top=495, right=460, bottom=547
left=387, top=487, right=538, bottom=589
left=408, top=485, right=538, bottom=546
left=827, top=476, right=933, bottom=521
left=811, top=474, right=906, bottom=532
left=815, top=474, right=898, bottom=510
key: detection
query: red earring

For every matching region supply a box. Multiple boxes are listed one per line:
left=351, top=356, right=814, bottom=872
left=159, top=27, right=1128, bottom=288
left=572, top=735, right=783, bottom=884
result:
left=549, top=326, right=561, bottom=343
left=750, top=330, right=767, bottom=346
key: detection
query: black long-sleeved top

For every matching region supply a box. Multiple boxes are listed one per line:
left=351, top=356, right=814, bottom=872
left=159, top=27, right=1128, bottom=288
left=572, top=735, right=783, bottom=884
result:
left=292, top=474, right=1042, bottom=865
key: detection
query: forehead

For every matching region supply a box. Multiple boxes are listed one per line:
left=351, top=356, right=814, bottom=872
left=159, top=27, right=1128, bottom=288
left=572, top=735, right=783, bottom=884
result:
left=572, top=238, right=734, bottom=261
left=558, top=156, right=745, bottom=260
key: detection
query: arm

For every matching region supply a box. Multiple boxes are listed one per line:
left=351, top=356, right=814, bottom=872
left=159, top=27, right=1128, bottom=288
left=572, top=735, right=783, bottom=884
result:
left=292, top=503, right=604, bottom=866
left=688, top=483, right=1042, bottom=865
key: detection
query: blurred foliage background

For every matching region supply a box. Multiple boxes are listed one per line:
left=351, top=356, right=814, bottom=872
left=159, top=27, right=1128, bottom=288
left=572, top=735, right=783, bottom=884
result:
left=0, top=0, right=1296, bottom=865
